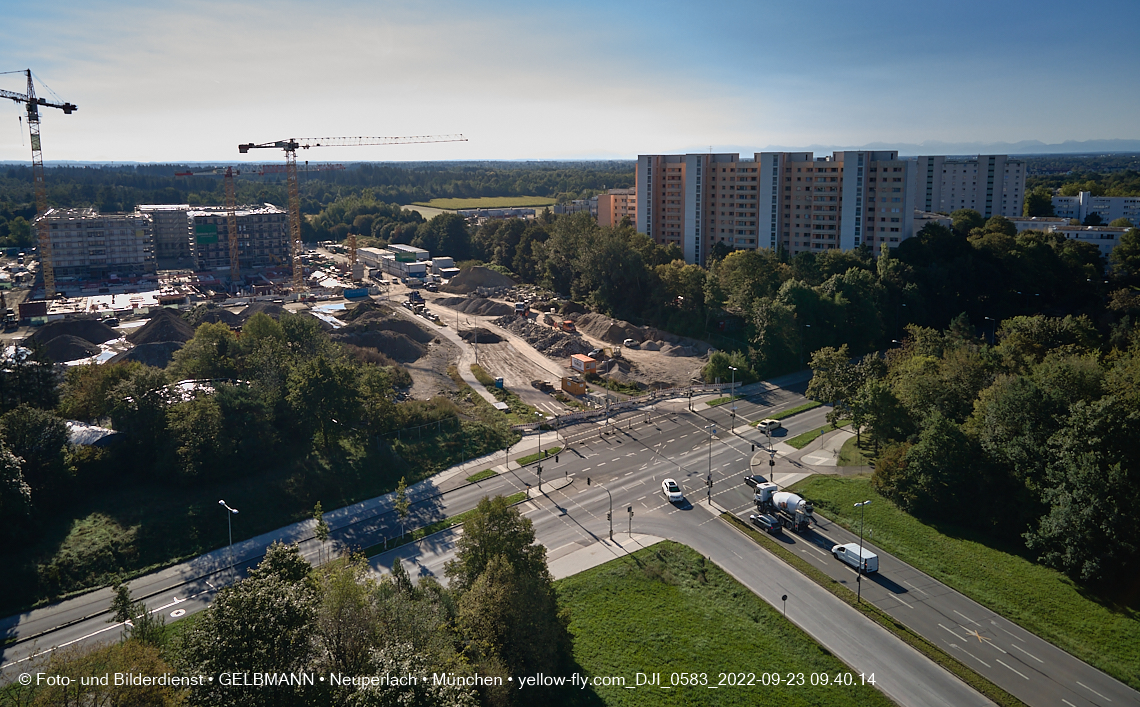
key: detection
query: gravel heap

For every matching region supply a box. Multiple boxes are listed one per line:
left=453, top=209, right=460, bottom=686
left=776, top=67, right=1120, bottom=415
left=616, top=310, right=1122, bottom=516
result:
left=127, top=308, right=195, bottom=345
left=434, top=297, right=516, bottom=317
left=459, top=327, right=503, bottom=344
left=32, top=319, right=119, bottom=346
left=239, top=302, right=286, bottom=321
left=186, top=304, right=243, bottom=328
left=573, top=312, right=644, bottom=345
left=330, top=330, right=426, bottom=362
left=109, top=341, right=184, bottom=368
left=493, top=315, right=593, bottom=358
left=43, top=335, right=100, bottom=363
left=439, top=266, right=516, bottom=294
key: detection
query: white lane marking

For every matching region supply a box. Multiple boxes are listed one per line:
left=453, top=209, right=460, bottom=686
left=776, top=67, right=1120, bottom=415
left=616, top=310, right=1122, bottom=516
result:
left=624, top=471, right=633, bottom=476
left=1062, top=700, right=1079, bottom=707
left=596, top=462, right=606, bottom=466
left=953, top=609, right=979, bottom=625
left=666, top=439, right=675, bottom=443
left=170, top=609, right=186, bottom=618
left=903, top=579, right=928, bottom=596
left=1076, top=681, right=1111, bottom=701
left=938, top=623, right=965, bottom=640
left=946, top=641, right=991, bottom=668
left=991, top=620, right=1025, bottom=642
left=205, top=580, right=216, bottom=589
left=582, top=467, right=592, bottom=471
left=890, top=594, right=914, bottom=609
left=996, top=659, right=1029, bottom=680
left=1008, top=643, right=1042, bottom=663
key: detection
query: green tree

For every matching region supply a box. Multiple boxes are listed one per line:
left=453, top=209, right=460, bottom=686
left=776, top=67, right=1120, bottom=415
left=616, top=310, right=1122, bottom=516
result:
left=951, top=208, right=985, bottom=237
left=169, top=321, right=241, bottom=380
left=351, top=643, right=480, bottom=707
left=287, top=355, right=360, bottom=448
left=444, top=495, right=549, bottom=592
left=0, top=444, right=32, bottom=533
left=1083, top=212, right=1103, bottom=226
left=313, top=501, right=331, bottom=565
left=166, top=393, right=230, bottom=482
left=851, top=379, right=911, bottom=452
left=883, top=411, right=976, bottom=518
left=1023, top=186, right=1055, bottom=217
left=109, top=581, right=165, bottom=647
left=0, top=339, right=58, bottom=413
left=58, top=362, right=144, bottom=422
left=314, top=556, right=378, bottom=678
left=0, top=404, right=72, bottom=495
left=5, top=216, right=33, bottom=247
left=1108, top=217, right=1134, bottom=228
left=395, top=476, right=410, bottom=538
left=1109, top=227, right=1140, bottom=277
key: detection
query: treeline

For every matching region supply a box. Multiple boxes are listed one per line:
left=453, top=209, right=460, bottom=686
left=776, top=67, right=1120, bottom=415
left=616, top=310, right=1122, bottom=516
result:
left=1024, top=153, right=1140, bottom=175
left=0, top=310, right=515, bottom=610
left=1026, top=168, right=1140, bottom=197
left=806, top=314, right=1140, bottom=591
left=0, top=161, right=635, bottom=245
left=3, top=497, right=574, bottom=707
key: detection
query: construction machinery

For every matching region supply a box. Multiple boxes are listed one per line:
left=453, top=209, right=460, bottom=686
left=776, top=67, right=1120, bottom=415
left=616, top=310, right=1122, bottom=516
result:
left=1, top=70, right=77, bottom=298
left=237, top=135, right=466, bottom=292
left=175, top=163, right=343, bottom=288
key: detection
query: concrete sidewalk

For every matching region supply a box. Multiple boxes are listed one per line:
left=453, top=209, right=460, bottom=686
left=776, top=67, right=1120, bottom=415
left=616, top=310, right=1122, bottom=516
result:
left=548, top=534, right=664, bottom=580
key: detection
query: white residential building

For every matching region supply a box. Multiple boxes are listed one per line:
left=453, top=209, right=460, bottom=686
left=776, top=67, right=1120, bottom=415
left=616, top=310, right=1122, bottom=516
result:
left=911, top=155, right=1026, bottom=219
left=1051, top=192, right=1140, bottom=225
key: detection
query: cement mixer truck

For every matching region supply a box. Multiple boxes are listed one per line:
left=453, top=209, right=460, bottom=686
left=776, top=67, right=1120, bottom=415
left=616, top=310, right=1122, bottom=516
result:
left=750, top=481, right=814, bottom=533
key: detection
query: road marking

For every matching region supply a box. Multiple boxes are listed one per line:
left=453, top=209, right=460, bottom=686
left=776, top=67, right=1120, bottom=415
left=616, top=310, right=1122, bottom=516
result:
left=996, top=659, right=1029, bottom=680
left=889, top=594, right=914, bottom=609
left=963, top=627, right=1007, bottom=653
left=1062, top=700, right=1079, bottom=707
left=596, top=462, right=606, bottom=466
left=1008, top=643, right=1042, bottom=663
left=991, top=620, right=1025, bottom=642
left=1076, top=681, right=1111, bottom=701
left=582, top=467, right=592, bottom=471
left=953, top=609, right=979, bottom=625
left=945, top=641, right=991, bottom=668
left=667, top=439, right=675, bottom=443
left=938, top=623, right=965, bottom=640
left=903, top=580, right=928, bottom=596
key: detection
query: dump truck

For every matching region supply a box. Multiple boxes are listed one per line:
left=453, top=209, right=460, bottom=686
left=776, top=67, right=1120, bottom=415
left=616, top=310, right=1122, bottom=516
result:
left=750, top=481, right=814, bottom=533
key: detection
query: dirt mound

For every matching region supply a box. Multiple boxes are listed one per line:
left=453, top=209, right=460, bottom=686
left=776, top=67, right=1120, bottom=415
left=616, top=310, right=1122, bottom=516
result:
left=439, top=266, right=516, bottom=294
left=32, top=319, right=119, bottom=346
left=127, top=308, right=195, bottom=345
left=493, top=315, right=593, bottom=358
left=109, top=341, right=184, bottom=368
left=331, top=330, right=426, bottom=363
left=435, top=297, right=515, bottom=317
left=642, top=340, right=660, bottom=351
left=42, top=335, right=100, bottom=362
left=340, top=316, right=435, bottom=343
left=560, top=301, right=588, bottom=316
left=186, top=304, right=243, bottom=328
left=240, top=302, right=286, bottom=321
left=574, top=312, right=644, bottom=345
left=459, top=327, right=503, bottom=344
left=339, top=300, right=392, bottom=322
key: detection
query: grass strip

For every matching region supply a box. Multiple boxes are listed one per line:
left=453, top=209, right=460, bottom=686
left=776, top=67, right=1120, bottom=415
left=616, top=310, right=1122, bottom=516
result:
left=792, top=476, right=1140, bottom=691
left=786, top=419, right=850, bottom=449
left=722, top=513, right=1029, bottom=707
left=516, top=446, right=562, bottom=466
left=470, top=364, right=542, bottom=425
left=752, top=400, right=824, bottom=425
left=361, top=491, right=527, bottom=558
left=837, top=435, right=875, bottom=466
left=465, top=469, right=498, bottom=483
left=705, top=395, right=742, bottom=407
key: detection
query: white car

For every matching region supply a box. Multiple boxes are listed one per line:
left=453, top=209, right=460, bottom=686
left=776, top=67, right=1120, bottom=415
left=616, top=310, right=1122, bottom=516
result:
left=757, top=419, right=782, bottom=432
left=662, top=478, right=683, bottom=503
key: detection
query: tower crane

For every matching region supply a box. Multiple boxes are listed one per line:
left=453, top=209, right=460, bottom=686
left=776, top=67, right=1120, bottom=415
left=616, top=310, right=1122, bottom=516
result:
left=1, top=70, right=76, bottom=298
left=238, top=135, right=466, bottom=292
left=175, top=163, right=343, bottom=288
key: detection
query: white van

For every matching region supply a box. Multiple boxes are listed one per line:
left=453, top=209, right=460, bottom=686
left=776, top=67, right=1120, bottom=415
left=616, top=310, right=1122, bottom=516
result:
left=832, top=543, right=879, bottom=573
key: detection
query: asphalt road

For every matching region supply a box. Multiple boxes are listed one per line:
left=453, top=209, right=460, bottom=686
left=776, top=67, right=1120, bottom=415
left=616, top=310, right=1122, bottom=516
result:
left=3, top=391, right=1136, bottom=707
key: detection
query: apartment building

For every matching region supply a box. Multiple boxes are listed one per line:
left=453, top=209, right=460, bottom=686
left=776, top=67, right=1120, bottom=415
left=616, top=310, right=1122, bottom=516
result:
left=136, top=204, right=193, bottom=263
left=637, top=150, right=916, bottom=264
left=596, top=188, right=637, bottom=227
left=187, top=204, right=289, bottom=271
left=1052, top=192, right=1140, bottom=225
left=911, top=155, right=1026, bottom=218
left=37, top=208, right=155, bottom=280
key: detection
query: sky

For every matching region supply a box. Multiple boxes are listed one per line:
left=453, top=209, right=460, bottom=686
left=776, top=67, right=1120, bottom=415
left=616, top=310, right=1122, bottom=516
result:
left=1, top=0, right=1138, bottom=164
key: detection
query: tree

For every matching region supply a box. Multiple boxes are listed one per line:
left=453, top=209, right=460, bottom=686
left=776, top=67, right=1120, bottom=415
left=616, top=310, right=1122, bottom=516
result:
left=109, top=580, right=165, bottom=647
left=313, top=501, right=331, bottom=564
left=9, top=640, right=182, bottom=706
left=951, top=209, right=985, bottom=237
left=0, top=404, right=72, bottom=495
left=885, top=411, right=976, bottom=518
left=287, top=355, right=360, bottom=448
left=0, top=444, right=31, bottom=533
left=0, top=339, right=58, bottom=413
left=1108, top=217, right=1134, bottom=228
left=166, top=393, right=230, bottom=482
left=395, top=476, right=410, bottom=539
left=109, top=365, right=171, bottom=470
left=169, top=321, right=241, bottom=380
left=1023, top=186, right=1055, bottom=217
left=851, top=379, right=911, bottom=452
left=351, top=643, right=479, bottom=707
left=1109, top=228, right=1140, bottom=277
left=444, top=495, right=549, bottom=592
left=1083, top=212, right=1103, bottom=226
left=314, top=557, right=378, bottom=678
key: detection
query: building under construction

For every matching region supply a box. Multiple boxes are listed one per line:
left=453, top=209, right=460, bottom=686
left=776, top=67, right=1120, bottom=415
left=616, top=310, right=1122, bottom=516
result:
left=186, top=204, right=289, bottom=271
left=35, top=207, right=155, bottom=280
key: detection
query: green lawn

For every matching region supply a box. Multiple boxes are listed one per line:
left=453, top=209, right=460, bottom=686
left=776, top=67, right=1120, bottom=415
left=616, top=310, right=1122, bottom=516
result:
left=470, top=363, right=543, bottom=425
left=412, top=196, right=557, bottom=210
left=785, top=420, right=850, bottom=449
left=791, top=476, right=1140, bottom=692
left=704, top=395, right=742, bottom=407
left=466, top=469, right=498, bottom=483
left=754, top=400, right=824, bottom=422
left=837, top=434, right=874, bottom=467
left=517, top=446, right=562, bottom=466
left=555, top=541, right=895, bottom=707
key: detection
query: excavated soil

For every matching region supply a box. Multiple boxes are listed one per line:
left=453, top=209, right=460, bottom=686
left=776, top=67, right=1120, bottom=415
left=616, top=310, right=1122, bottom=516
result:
left=459, top=327, right=503, bottom=344
left=186, top=304, right=243, bottom=328
left=109, top=341, right=184, bottom=368
left=493, top=315, right=593, bottom=358
left=434, top=297, right=516, bottom=317
left=330, top=330, right=426, bottom=363
left=43, top=335, right=100, bottom=363
left=239, top=302, right=286, bottom=321
left=127, top=308, right=195, bottom=345
left=339, top=315, right=435, bottom=343
left=439, top=266, right=516, bottom=294
left=32, top=319, right=119, bottom=346
left=338, top=301, right=393, bottom=322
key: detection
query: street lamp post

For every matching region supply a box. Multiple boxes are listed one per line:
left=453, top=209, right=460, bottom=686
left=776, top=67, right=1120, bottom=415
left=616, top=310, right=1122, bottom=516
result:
left=706, top=424, right=716, bottom=504
left=854, top=499, right=871, bottom=602
left=218, top=499, right=239, bottom=583
left=587, top=478, right=613, bottom=540
left=728, top=366, right=738, bottom=432
left=984, top=317, right=996, bottom=345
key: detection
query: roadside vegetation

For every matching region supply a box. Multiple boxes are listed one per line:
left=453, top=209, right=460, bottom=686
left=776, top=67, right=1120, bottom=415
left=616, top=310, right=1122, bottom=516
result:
left=556, top=541, right=896, bottom=707
left=785, top=420, right=850, bottom=449
left=791, top=476, right=1140, bottom=691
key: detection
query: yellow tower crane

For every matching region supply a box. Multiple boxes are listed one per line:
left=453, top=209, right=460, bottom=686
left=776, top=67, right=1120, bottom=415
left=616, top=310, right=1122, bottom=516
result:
left=238, top=135, right=466, bottom=292
left=1, top=70, right=76, bottom=298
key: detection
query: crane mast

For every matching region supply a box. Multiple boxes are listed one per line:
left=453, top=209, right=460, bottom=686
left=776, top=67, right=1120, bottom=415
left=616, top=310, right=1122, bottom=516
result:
left=1, top=70, right=76, bottom=298
left=238, top=135, right=466, bottom=293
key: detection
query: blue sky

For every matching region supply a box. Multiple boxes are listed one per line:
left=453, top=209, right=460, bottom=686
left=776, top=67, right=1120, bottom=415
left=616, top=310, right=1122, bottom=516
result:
left=1, top=0, right=1137, bottom=163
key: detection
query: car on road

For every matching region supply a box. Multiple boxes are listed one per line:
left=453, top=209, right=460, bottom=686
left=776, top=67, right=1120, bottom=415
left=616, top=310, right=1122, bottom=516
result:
left=741, top=474, right=767, bottom=489
left=757, top=419, right=782, bottom=432
left=749, top=513, right=782, bottom=534
left=661, top=478, right=683, bottom=502
left=832, top=543, right=879, bottom=573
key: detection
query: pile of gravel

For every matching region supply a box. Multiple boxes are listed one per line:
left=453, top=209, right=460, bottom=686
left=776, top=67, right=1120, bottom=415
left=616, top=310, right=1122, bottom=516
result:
left=330, top=330, right=426, bottom=363
left=339, top=300, right=392, bottom=322
left=127, top=308, right=195, bottom=345
left=32, top=319, right=119, bottom=346
left=109, top=341, right=184, bottom=368
left=574, top=312, right=644, bottom=345
left=459, top=327, right=503, bottom=344
left=439, top=266, right=516, bottom=294
left=43, top=335, right=100, bottom=363
left=435, top=297, right=516, bottom=317
left=340, top=316, right=435, bottom=343
left=493, top=315, right=593, bottom=358
left=239, top=302, right=286, bottom=321
left=186, top=304, right=243, bottom=328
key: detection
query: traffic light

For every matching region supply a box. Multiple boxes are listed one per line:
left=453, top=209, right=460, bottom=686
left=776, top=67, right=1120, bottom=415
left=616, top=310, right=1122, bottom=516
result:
left=751, top=444, right=755, bottom=451
left=606, top=512, right=611, bottom=521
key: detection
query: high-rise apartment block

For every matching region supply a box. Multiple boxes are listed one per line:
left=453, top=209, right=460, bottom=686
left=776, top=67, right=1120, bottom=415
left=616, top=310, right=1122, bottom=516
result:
left=137, top=204, right=194, bottom=263
left=596, top=188, right=637, bottom=227
left=37, top=208, right=155, bottom=280
left=637, top=151, right=1026, bottom=265
left=187, top=204, right=289, bottom=271
left=1052, top=192, right=1140, bottom=225
left=912, top=155, right=1025, bottom=218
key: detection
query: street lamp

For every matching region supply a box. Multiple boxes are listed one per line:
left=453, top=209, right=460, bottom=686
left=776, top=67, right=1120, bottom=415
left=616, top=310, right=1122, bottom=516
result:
left=218, top=499, right=239, bottom=583
left=587, top=478, right=613, bottom=540
left=854, top=499, right=871, bottom=602
left=705, top=424, right=716, bottom=504
left=728, top=366, right=738, bottom=432
left=983, top=317, right=996, bottom=346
